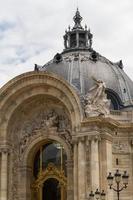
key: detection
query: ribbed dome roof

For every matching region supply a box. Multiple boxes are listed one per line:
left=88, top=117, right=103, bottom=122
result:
left=35, top=9, right=133, bottom=109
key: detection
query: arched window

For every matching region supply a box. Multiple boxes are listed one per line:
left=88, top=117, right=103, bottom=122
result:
left=105, top=89, right=123, bottom=110
left=33, top=141, right=67, bottom=200
left=33, top=141, right=67, bottom=178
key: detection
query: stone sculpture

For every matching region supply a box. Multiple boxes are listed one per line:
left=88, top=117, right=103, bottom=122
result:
left=84, top=77, right=110, bottom=117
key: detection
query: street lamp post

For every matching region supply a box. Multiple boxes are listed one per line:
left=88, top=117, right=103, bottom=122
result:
left=89, top=189, right=106, bottom=200
left=107, top=169, right=129, bottom=200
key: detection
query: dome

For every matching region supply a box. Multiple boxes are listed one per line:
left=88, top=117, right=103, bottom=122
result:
left=35, top=9, right=133, bottom=110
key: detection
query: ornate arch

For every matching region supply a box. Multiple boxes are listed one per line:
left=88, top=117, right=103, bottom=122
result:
left=16, top=131, right=72, bottom=200
left=32, top=163, right=67, bottom=192
left=22, top=132, right=72, bottom=167
left=0, top=71, right=82, bottom=139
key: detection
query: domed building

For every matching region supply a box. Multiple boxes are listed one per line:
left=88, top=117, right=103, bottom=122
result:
left=0, top=9, right=133, bottom=200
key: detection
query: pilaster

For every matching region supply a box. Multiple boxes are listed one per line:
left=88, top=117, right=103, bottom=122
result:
left=90, top=135, right=100, bottom=190
left=67, top=159, right=73, bottom=200
left=0, top=148, right=10, bottom=200
left=78, top=136, right=86, bottom=200
left=73, top=139, right=78, bottom=200
left=99, top=134, right=113, bottom=200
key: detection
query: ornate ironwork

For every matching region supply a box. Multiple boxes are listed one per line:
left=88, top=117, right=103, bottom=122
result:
left=32, top=163, right=67, bottom=200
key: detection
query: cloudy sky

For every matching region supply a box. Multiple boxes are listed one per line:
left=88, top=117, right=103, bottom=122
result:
left=0, top=0, right=133, bottom=87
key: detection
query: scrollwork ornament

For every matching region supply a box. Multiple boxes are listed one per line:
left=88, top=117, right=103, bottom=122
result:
left=32, top=163, right=67, bottom=191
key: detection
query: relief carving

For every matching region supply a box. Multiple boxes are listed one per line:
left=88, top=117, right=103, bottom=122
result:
left=64, top=53, right=99, bottom=63
left=8, top=100, right=72, bottom=200
left=113, top=140, right=129, bottom=153
left=19, top=110, right=71, bottom=154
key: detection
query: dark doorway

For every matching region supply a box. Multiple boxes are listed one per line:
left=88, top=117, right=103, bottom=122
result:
left=43, top=178, right=61, bottom=200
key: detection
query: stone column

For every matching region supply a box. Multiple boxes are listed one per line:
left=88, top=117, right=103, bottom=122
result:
left=73, top=140, right=78, bottom=200
left=85, top=32, right=89, bottom=47
left=78, top=137, right=86, bottom=200
left=106, top=140, right=113, bottom=200
left=99, top=135, right=113, bottom=200
left=0, top=148, right=9, bottom=200
left=76, top=32, right=79, bottom=48
left=18, top=166, right=32, bottom=200
left=90, top=135, right=100, bottom=190
left=67, top=159, right=73, bottom=200
left=131, top=139, right=133, bottom=200
left=68, top=34, right=70, bottom=48
left=99, top=138, right=107, bottom=190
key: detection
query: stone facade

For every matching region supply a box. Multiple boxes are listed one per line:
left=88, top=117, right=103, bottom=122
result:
left=0, top=72, right=133, bottom=200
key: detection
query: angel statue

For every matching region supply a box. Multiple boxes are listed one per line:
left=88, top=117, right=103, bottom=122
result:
left=84, top=77, right=110, bottom=117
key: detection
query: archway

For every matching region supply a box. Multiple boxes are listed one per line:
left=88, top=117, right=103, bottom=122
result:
left=32, top=140, right=67, bottom=200
left=0, top=72, right=80, bottom=200
left=43, top=178, right=60, bottom=200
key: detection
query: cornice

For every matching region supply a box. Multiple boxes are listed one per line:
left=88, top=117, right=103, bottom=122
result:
left=81, top=116, right=133, bottom=132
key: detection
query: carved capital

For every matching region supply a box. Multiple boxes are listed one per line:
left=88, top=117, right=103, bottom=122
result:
left=91, top=134, right=101, bottom=142
left=85, top=136, right=91, bottom=146
left=78, top=136, right=85, bottom=143
left=72, top=137, right=78, bottom=145
left=0, top=147, right=10, bottom=154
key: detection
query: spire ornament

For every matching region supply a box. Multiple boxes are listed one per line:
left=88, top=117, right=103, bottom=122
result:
left=73, top=8, right=83, bottom=30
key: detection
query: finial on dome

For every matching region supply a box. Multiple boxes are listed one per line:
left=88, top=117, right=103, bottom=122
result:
left=73, top=8, right=83, bottom=30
